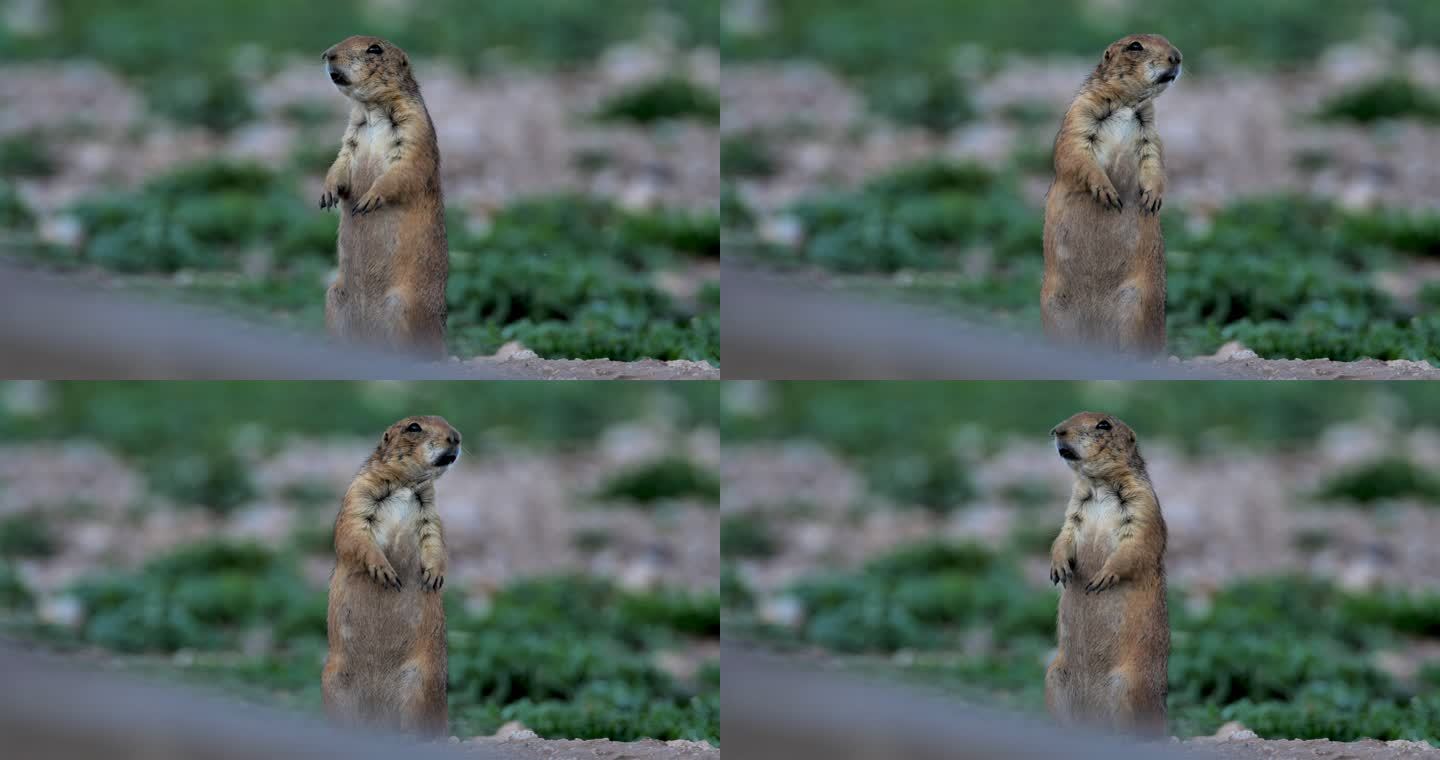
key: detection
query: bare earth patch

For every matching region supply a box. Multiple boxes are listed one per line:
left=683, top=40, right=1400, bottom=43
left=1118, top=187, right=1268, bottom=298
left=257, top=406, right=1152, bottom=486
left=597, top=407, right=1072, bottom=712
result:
left=459, top=348, right=719, bottom=380
left=457, top=736, right=718, bottom=759
left=1186, top=356, right=1440, bottom=380
left=1178, top=342, right=1440, bottom=380
left=1186, top=733, right=1438, bottom=759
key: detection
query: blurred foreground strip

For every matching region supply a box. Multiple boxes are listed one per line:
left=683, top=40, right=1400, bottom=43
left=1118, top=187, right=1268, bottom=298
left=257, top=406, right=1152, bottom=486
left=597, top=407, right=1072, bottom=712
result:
left=721, top=646, right=1212, bottom=760
left=721, top=265, right=1216, bottom=380
left=0, top=264, right=505, bottom=379
left=0, top=643, right=504, bottom=760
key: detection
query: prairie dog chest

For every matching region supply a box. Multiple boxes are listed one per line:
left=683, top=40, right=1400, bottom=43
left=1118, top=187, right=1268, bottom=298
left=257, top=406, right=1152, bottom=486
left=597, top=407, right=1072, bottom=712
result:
left=1091, top=107, right=1140, bottom=171
left=352, top=109, right=400, bottom=174
left=370, top=486, right=420, bottom=551
left=1074, top=485, right=1126, bottom=556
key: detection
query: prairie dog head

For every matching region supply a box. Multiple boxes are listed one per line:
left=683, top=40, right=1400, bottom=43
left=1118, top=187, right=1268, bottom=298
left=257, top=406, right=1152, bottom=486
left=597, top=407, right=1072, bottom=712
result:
left=1050, top=412, right=1139, bottom=479
left=375, top=415, right=461, bottom=481
left=1096, top=34, right=1183, bottom=103
left=322, top=35, right=417, bottom=103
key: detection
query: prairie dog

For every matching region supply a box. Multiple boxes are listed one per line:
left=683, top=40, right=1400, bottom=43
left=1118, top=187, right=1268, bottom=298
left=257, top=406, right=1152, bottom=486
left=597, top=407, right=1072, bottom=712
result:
left=1044, top=412, right=1168, bottom=737
left=1041, top=34, right=1183, bottom=356
left=320, top=36, right=448, bottom=359
left=321, top=415, right=461, bottom=737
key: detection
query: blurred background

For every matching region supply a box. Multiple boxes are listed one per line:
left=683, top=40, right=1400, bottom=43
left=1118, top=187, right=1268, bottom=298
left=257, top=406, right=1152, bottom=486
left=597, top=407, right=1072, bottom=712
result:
left=722, top=1, right=1440, bottom=368
left=0, top=381, right=719, bottom=744
left=0, top=1, right=719, bottom=367
left=722, top=382, right=1440, bottom=744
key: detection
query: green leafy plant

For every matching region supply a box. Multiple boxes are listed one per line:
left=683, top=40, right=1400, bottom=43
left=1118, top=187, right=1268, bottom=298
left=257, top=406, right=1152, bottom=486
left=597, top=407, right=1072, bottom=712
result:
left=1317, top=77, right=1440, bottom=123
left=0, top=515, right=58, bottom=558
left=721, top=516, right=780, bottom=558
left=0, top=132, right=59, bottom=177
left=595, top=77, right=721, bottom=124
left=1316, top=456, right=1440, bottom=506
left=596, top=456, right=721, bottom=505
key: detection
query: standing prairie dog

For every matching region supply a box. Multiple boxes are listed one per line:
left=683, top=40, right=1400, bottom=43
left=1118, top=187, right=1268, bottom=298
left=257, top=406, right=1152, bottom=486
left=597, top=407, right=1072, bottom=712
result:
left=1044, top=412, right=1168, bottom=738
left=1041, top=34, right=1183, bottom=356
left=320, top=35, right=448, bottom=359
left=322, top=415, right=461, bottom=738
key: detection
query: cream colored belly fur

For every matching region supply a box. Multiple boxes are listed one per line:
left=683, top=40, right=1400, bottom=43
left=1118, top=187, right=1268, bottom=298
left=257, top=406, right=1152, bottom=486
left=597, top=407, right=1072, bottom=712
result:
left=370, top=486, right=420, bottom=558
left=1074, top=485, right=1124, bottom=571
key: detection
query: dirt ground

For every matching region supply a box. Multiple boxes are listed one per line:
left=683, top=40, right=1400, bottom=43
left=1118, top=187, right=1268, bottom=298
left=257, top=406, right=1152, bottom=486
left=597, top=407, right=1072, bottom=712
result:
left=1185, top=724, right=1438, bottom=758
left=1185, top=356, right=1440, bottom=380
left=1179, top=342, right=1440, bottom=380
left=456, top=735, right=717, bottom=760
left=458, top=356, right=717, bottom=380
left=1187, top=738, right=1438, bottom=758
left=459, top=343, right=718, bottom=380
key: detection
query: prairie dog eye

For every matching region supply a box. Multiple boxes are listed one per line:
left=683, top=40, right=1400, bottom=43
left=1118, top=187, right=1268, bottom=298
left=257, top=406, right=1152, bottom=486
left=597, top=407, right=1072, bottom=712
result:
left=1126, top=41, right=1144, bottom=52
left=367, top=44, right=384, bottom=55
left=406, top=422, right=422, bottom=433
left=1096, top=420, right=1112, bottom=431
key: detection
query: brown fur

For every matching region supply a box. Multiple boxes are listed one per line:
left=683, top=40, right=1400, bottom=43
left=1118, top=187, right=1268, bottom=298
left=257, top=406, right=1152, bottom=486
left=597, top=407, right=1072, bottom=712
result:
left=322, top=415, right=462, bottom=738
left=1044, top=412, right=1169, bottom=738
left=1041, top=34, right=1183, bottom=356
left=320, top=36, right=448, bottom=359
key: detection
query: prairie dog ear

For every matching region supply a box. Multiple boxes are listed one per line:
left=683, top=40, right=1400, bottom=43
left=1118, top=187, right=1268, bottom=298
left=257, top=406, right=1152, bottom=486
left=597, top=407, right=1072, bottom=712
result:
left=383, top=431, right=392, bottom=446
left=1104, top=48, right=1114, bottom=63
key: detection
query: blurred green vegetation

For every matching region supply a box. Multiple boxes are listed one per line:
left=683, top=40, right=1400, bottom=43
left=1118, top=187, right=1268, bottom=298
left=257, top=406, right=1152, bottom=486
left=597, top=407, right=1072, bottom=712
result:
left=7, top=160, right=718, bottom=363
left=0, top=514, right=58, bottom=558
left=724, top=538, right=1440, bottom=741
left=722, top=0, right=1440, bottom=130
left=1, top=1, right=718, bottom=131
left=724, top=382, right=1440, bottom=511
left=724, top=155, right=1440, bottom=362
left=724, top=382, right=1440, bottom=446
left=68, top=162, right=331, bottom=274
left=0, top=381, right=719, bottom=513
left=0, top=179, right=36, bottom=231
left=595, top=77, right=721, bottom=125
left=722, top=132, right=781, bottom=179
left=0, top=131, right=60, bottom=178
left=1, top=540, right=718, bottom=742
left=1318, top=77, right=1440, bottom=124
left=721, top=516, right=780, bottom=559
left=0, top=563, right=32, bottom=611
left=446, top=194, right=719, bottom=363
left=596, top=456, right=722, bottom=506
left=861, top=448, right=978, bottom=514
left=1316, top=457, right=1440, bottom=507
